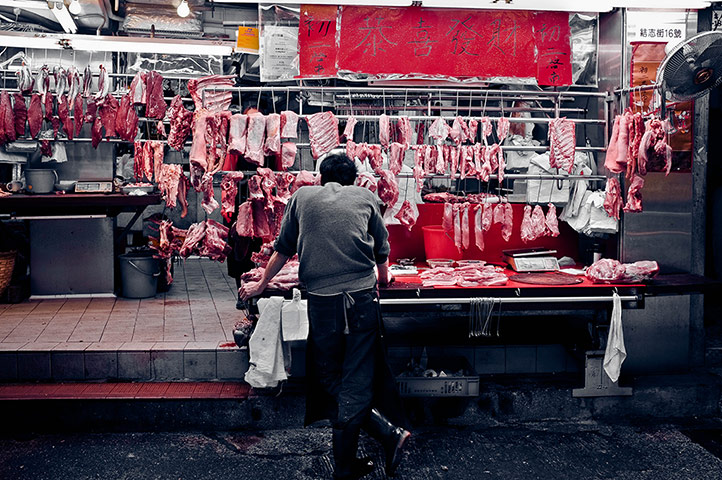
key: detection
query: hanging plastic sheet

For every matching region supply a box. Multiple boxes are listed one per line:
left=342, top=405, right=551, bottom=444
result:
left=260, top=3, right=300, bottom=82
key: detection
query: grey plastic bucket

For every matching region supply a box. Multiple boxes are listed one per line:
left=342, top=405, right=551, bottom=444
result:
left=118, top=252, right=160, bottom=298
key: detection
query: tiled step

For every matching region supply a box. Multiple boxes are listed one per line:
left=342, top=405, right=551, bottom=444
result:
left=0, top=381, right=251, bottom=400
left=0, top=342, right=249, bottom=382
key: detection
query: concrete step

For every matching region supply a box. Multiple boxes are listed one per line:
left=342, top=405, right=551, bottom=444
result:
left=0, top=342, right=249, bottom=382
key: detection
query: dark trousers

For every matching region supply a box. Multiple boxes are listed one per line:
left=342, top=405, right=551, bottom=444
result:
left=307, top=288, right=380, bottom=431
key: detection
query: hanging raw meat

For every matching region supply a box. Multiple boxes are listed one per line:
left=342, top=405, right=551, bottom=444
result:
left=520, top=205, right=534, bottom=243
left=244, top=112, right=267, bottom=166
left=397, top=116, right=412, bottom=146
left=442, top=202, right=454, bottom=234
left=91, top=116, right=103, bottom=148
left=281, top=142, right=296, bottom=170
left=97, top=94, right=119, bottom=138
left=306, top=111, right=340, bottom=159
left=474, top=205, right=484, bottom=251
left=429, top=117, right=450, bottom=145
left=12, top=93, right=27, bottom=138
left=280, top=110, right=299, bottom=138
left=292, top=170, right=317, bottom=193
left=145, top=71, right=167, bottom=120
left=32, top=94, right=53, bottom=140
left=637, top=116, right=672, bottom=177
left=377, top=170, right=399, bottom=208
left=413, top=146, right=425, bottom=192
left=388, top=142, right=406, bottom=175
left=626, top=112, right=644, bottom=180
left=530, top=205, right=547, bottom=240
left=623, top=174, right=644, bottom=213
left=115, top=94, right=138, bottom=142
left=468, top=118, right=478, bottom=142
left=73, top=97, right=84, bottom=138
left=57, top=95, right=73, bottom=139
left=187, top=75, right=235, bottom=112
left=493, top=203, right=513, bottom=242
left=548, top=117, right=575, bottom=173
left=227, top=113, right=248, bottom=155
left=82, top=65, right=93, bottom=98
left=481, top=202, right=493, bottom=232
left=53, top=66, right=67, bottom=97
left=157, top=164, right=182, bottom=209
left=37, top=65, right=50, bottom=105
left=379, top=114, right=391, bottom=148
left=497, top=117, right=510, bottom=142
left=394, top=200, right=418, bottom=231
left=133, top=141, right=145, bottom=181
left=546, top=204, right=560, bottom=237
left=264, top=113, right=281, bottom=154
left=480, top=117, right=493, bottom=140
left=461, top=203, right=470, bottom=250
left=0, top=91, right=15, bottom=144
left=16, top=62, right=34, bottom=94
left=369, top=144, right=383, bottom=173
left=355, top=172, right=377, bottom=192
left=453, top=204, right=462, bottom=251
left=605, top=115, right=624, bottom=174
left=342, top=115, right=357, bottom=141
left=603, top=177, right=622, bottom=220
left=129, top=71, right=147, bottom=105
left=346, top=139, right=357, bottom=160
left=167, top=95, right=193, bottom=151
left=450, top=116, right=469, bottom=145
left=200, top=173, right=219, bottom=215
left=94, top=65, right=109, bottom=102
left=220, top=171, right=245, bottom=223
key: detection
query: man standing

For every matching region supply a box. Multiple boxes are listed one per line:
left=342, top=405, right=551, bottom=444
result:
left=240, top=153, right=410, bottom=479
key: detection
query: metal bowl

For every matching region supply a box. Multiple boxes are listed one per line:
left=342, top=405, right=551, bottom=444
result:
left=426, top=258, right=455, bottom=268
left=54, top=181, right=76, bottom=192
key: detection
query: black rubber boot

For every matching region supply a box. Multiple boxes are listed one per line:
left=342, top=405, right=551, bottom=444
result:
left=363, top=408, right=411, bottom=476
left=332, top=427, right=374, bottom=480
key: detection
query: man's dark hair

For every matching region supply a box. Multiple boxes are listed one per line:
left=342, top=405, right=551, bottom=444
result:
left=320, top=153, right=357, bottom=186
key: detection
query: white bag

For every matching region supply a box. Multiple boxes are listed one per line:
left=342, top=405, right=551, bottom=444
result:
left=603, top=293, right=626, bottom=383
left=526, top=153, right=571, bottom=205
left=245, top=297, right=287, bottom=389
left=281, top=288, right=309, bottom=342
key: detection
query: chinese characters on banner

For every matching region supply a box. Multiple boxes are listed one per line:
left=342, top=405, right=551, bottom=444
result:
left=298, top=5, right=338, bottom=78
left=337, top=7, right=537, bottom=80
left=533, top=12, right=572, bottom=86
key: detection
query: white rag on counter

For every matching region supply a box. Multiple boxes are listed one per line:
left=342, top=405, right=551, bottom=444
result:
left=603, top=293, right=627, bottom=383
left=245, top=297, right=288, bottom=389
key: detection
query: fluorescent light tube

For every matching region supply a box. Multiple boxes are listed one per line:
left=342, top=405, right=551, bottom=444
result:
left=0, top=31, right=66, bottom=50
left=69, top=35, right=235, bottom=56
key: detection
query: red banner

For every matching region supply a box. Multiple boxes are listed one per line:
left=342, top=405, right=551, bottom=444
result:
left=533, top=12, right=573, bottom=86
left=337, top=7, right=536, bottom=80
left=298, top=5, right=338, bottom=78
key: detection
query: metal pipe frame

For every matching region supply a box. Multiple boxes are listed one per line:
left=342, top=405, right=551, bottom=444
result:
left=379, top=295, right=639, bottom=305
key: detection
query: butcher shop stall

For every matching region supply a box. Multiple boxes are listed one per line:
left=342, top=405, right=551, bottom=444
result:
left=0, top=2, right=719, bottom=401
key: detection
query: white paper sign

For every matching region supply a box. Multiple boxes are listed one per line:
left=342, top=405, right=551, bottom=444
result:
left=626, top=10, right=687, bottom=47
left=260, top=25, right=299, bottom=83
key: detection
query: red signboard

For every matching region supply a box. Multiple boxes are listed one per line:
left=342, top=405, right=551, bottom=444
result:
left=337, top=7, right=536, bottom=80
left=533, top=12, right=573, bottom=86
left=298, top=5, right=338, bottom=78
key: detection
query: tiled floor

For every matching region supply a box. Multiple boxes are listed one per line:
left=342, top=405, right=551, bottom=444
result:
left=0, top=258, right=241, bottom=346
left=0, top=259, right=248, bottom=382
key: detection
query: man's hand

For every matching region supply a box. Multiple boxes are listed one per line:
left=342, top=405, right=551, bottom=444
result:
left=377, top=261, right=394, bottom=287
left=239, top=281, right=266, bottom=301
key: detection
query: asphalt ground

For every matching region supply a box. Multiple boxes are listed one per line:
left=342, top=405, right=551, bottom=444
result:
left=2, top=420, right=722, bottom=480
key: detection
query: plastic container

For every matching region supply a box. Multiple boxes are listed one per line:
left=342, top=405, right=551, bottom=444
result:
left=396, top=357, right=479, bottom=398
left=118, top=252, right=160, bottom=298
left=422, top=225, right=462, bottom=261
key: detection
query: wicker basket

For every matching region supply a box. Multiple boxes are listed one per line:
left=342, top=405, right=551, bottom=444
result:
left=0, top=251, right=17, bottom=296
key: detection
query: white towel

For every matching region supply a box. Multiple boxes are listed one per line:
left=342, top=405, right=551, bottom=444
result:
left=245, top=297, right=287, bottom=389
left=281, top=288, right=309, bottom=342
left=603, top=293, right=627, bottom=383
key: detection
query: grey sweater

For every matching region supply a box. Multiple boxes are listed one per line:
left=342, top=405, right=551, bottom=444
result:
left=273, top=182, right=390, bottom=294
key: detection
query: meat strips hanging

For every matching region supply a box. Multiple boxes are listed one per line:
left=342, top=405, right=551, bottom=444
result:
left=548, top=117, right=576, bottom=173
left=306, top=111, right=340, bottom=159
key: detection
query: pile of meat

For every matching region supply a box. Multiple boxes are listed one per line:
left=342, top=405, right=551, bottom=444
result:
left=148, top=218, right=233, bottom=283
left=585, top=258, right=659, bottom=284
left=520, top=204, right=560, bottom=243
left=420, top=265, right=508, bottom=287
left=423, top=192, right=501, bottom=204
left=234, top=168, right=318, bottom=241
left=241, top=260, right=300, bottom=291
left=604, top=109, right=673, bottom=214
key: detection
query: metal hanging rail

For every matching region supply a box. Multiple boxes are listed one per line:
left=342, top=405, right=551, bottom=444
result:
left=379, top=295, right=640, bottom=306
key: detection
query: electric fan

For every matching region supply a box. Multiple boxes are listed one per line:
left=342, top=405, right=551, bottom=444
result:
left=658, top=30, right=722, bottom=102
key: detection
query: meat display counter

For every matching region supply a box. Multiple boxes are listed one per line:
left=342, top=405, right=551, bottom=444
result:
left=0, top=193, right=161, bottom=295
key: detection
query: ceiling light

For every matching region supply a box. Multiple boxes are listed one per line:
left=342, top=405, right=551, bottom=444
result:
left=69, top=34, right=234, bottom=56
left=177, top=0, right=190, bottom=18
left=68, top=0, right=81, bottom=15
